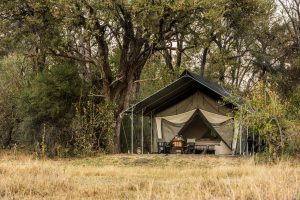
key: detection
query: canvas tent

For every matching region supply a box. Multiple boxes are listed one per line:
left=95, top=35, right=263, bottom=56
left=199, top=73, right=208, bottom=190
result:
left=125, top=70, right=242, bottom=155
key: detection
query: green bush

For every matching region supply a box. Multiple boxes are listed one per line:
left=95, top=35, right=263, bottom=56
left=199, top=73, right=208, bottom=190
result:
left=19, top=60, right=85, bottom=156
left=71, top=100, right=116, bottom=156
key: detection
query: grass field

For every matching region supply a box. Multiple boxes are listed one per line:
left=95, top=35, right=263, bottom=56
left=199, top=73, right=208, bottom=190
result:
left=0, top=151, right=300, bottom=200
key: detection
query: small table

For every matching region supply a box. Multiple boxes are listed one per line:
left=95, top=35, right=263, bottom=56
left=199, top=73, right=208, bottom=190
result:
left=171, top=136, right=184, bottom=154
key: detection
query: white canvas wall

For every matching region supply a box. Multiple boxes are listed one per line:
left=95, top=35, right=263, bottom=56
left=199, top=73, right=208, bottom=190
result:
left=215, top=141, right=232, bottom=155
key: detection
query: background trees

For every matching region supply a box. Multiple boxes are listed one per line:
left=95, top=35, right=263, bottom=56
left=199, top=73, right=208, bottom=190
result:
left=0, top=0, right=299, bottom=156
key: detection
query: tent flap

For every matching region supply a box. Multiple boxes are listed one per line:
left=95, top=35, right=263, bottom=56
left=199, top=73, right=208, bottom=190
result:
left=156, top=109, right=196, bottom=138
left=155, top=109, right=234, bottom=149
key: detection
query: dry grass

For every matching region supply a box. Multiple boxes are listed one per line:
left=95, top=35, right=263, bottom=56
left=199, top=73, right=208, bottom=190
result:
left=0, top=151, right=300, bottom=200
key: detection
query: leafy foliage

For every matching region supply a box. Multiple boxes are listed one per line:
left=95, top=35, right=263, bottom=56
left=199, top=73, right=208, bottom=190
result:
left=20, top=61, right=82, bottom=124
left=0, top=54, right=27, bottom=148
left=71, top=100, right=116, bottom=156
left=232, top=82, right=297, bottom=157
left=18, top=60, right=85, bottom=156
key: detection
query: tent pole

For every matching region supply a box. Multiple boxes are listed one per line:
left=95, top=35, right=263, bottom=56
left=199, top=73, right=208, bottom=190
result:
left=258, top=134, right=261, bottom=152
left=239, top=124, right=242, bottom=155
left=141, top=109, right=144, bottom=154
left=246, top=126, right=249, bottom=155
left=252, top=130, right=255, bottom=156
left=232, top=118, right=240, bottom=155
left=131, top=107, right=134, bottom=154
left=150, top=112, right=153, bottom=153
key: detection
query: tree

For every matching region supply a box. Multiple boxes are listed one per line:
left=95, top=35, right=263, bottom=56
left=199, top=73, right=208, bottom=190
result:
left=0, top=54, right=27, bottom=148
left=0, top=0, right=206, bottom=152
left=273, top=0, right=300, bottom=96
left=231, top=82, right=291, bottom=157
left=0, top=0, right=285, bottom=153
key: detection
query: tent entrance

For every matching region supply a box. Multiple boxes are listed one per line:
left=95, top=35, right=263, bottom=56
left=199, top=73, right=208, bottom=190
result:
left=178, top=113, right=220, bottom=141
left=158, top=109, right=234, bottom=154
left=177, top=110, right=221, bottom=145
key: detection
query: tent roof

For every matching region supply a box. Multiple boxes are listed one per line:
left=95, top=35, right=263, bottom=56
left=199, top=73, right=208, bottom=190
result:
left=126, top=70, right=236, bottom=115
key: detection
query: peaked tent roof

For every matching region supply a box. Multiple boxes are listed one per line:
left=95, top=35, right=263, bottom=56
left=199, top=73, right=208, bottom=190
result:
left=126, top=70, right=234, bottom=115
left=181, top=70, right=231, bottom=97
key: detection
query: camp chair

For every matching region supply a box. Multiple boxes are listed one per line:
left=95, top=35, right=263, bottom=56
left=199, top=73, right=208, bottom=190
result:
left=184, top=138, right=196, bottom=154
left=157, top=139, right=171, bottom=154
left=163, top=142, right=171, bottom=154
left=157, top=139, right=164, bottom=154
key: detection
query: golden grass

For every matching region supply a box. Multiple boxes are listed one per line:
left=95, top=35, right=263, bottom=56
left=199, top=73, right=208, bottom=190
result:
left=0, top=151, right=300, bottom=200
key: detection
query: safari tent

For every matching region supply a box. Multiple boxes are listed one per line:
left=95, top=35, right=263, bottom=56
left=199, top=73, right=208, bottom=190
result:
left=125, top=70, right=245, bottom=155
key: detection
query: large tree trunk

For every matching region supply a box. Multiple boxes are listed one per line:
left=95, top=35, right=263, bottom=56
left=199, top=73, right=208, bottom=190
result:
left=200, top=47, right=209, bottom=77
left=113, top=75, right=144, bottom=153
left=48, top=2, right=175, bottom=153
left=103, top=59, right=148, bottom=153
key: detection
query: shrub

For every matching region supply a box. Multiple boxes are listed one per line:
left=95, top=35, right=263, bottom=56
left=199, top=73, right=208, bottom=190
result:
left=71, top=100, right=116, bottom=156
left=19, top=60, right=85, bottom=156
left=232, top=82, right=297, bottom=158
